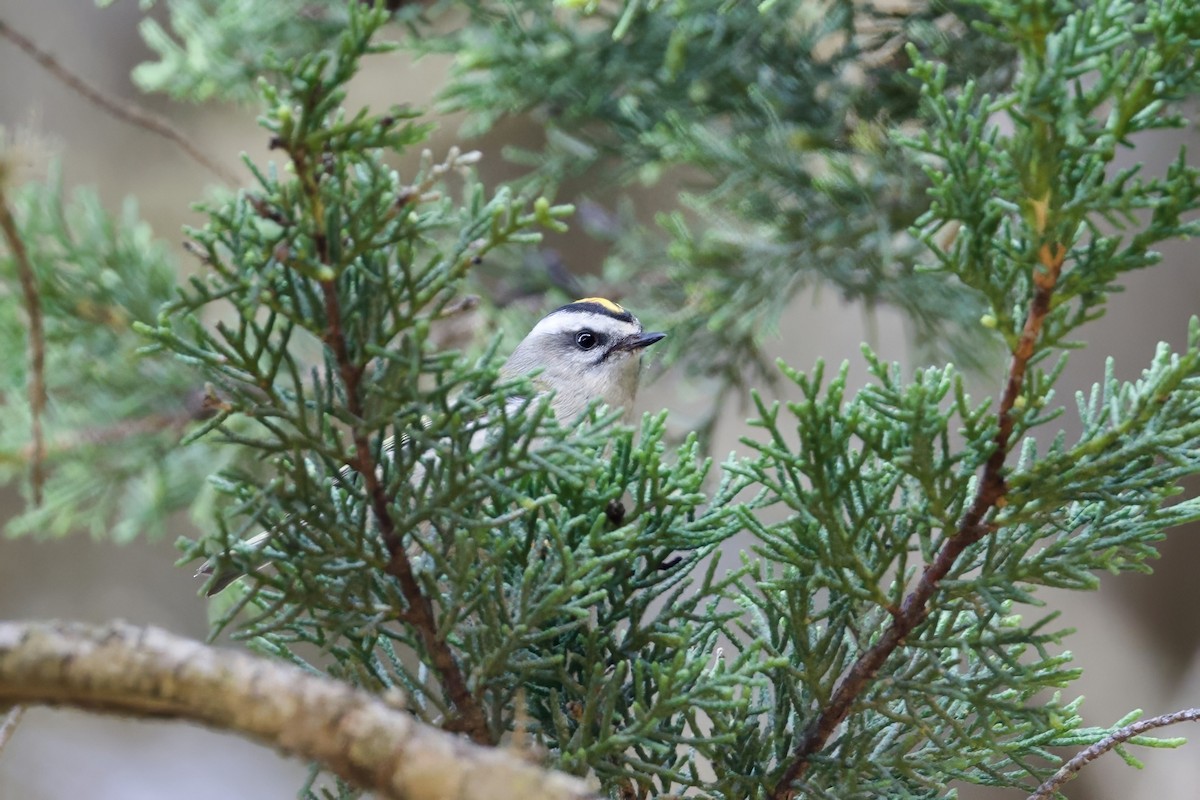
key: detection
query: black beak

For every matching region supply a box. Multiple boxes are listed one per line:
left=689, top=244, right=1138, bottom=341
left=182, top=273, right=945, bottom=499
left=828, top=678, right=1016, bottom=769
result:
left=623, top=331, right=666, bottom=350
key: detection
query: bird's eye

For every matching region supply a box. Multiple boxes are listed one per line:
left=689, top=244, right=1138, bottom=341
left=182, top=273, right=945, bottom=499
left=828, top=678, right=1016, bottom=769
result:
left=576, top=330, right=599, bottom=350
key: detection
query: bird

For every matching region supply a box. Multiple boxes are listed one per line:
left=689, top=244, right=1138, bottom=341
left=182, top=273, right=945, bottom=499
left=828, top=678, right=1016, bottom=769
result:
left=197, top=297, right=665, bottom=594
left=500, top=297, right=666, bottom=424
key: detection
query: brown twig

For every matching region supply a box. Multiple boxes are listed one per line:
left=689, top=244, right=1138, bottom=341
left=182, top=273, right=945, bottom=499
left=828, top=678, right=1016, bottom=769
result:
left=16, top=407, right=203, bottom=462
left=770, top=242, right=1068, bottom=799
left=0, top=705, right=25, bottom=757
left=0, top=620, right=593, bottom=800
left=288, top=142, right=492, bottom=745
left=318, top=275, right=491, bottom=744
left=0, top=187, right=47, bottom=505
left=0, top=18, right=238, bottom=186
left=65, top=410, right=197, bottom=447
left=1027, top=708, right=1200, bottom=800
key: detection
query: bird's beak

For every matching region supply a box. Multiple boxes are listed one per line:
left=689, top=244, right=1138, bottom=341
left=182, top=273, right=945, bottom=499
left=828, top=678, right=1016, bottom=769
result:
left=621, top=331, right=666, bottom=351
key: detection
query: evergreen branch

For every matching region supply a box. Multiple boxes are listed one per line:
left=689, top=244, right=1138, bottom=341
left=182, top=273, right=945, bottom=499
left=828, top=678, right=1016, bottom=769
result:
left=0, top=705, right=25, bottom=757
left=0, top=620, right=594, bottom=800
left=0, top=185, right=47, bottom=505
left=771, top=240, right=1068, bottom=799
left=0, top=17, right=238, bottom=186
left=1028, top=708, right=1200, bottom=800
left=322, top=265, right=490, bottom=744
left=283, top=135, right=492, bottom=745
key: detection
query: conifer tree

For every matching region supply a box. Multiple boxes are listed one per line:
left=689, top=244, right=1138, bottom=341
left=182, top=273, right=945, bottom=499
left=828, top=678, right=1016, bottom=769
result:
left=2, top=1, right=1199, bottom=798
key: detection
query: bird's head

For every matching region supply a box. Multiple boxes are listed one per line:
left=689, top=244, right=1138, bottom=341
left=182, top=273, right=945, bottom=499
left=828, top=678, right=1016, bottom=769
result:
left=502, top=298, right=666, bottom=424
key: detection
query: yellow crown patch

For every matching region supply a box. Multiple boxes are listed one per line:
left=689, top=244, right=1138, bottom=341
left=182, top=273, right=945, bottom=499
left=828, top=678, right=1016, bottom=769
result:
left=574, top=297, right=626, bottom=315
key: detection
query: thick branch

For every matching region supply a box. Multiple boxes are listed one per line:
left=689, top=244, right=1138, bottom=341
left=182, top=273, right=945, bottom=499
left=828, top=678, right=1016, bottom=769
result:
left=0, top=620, right=593, bottom=800
left=0, top=186, right=47, bottom=505
left=1028, top=708, right=1200, bottom=800
left=771, top=243, right=1068, bottom=799
left=0, top=18, right=237, bottom=185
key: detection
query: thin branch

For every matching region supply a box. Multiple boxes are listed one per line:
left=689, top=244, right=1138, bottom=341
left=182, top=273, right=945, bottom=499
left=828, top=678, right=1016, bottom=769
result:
left=0, top=620, right=594, bottom=800
left=1028, top=708, right=1200, bottom=800
left=770, top=242, right=1069, bottom=799
left=0, top=18, right=238, bottom=186
left=0, top=186, right=47, bottom=505
left=285, top=139, right=492, bottom=745
left=14, top=399, right=209, bottom=463
left=49, top=410, right=194, bottom=450
left=0, top=705, right=25, bottom=757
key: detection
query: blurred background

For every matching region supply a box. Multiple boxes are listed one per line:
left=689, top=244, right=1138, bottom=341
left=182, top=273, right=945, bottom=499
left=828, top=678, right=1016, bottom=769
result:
left=0, top=1, right=1198, bottom=798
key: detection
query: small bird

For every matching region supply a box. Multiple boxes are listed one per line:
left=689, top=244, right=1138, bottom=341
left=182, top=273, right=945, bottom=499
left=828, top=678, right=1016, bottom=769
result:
left=197, top=297, right=665, bottom=594
left=501, top=297, right=665, bottom=424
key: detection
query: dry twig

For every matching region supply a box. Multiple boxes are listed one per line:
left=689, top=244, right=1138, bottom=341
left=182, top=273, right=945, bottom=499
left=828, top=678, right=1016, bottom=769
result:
left=1028, top=708, right=1200, bottom=799
left=0, top=17, right=238, bottom=186
left=0, top=187, right=47, bottom=504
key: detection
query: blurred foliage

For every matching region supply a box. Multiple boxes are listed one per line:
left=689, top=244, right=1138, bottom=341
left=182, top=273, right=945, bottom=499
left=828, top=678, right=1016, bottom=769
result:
left=409, top=0, right=1022, bottom=385
left=107, top=0, right=356, bottom=103
left=2, top=0, right=1199, bottom=798
left=123, top=0, right=1022, bottom=404
left=0, top=169, right=222, bottom=541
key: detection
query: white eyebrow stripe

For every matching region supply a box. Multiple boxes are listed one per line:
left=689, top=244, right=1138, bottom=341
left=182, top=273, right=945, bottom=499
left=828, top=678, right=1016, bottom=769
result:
left=530, top=311, right=638, bottom=338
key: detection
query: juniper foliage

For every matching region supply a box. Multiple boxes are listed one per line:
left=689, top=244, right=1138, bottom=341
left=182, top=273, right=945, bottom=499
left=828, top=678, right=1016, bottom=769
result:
left=1, top=1, right=1199, bottom=799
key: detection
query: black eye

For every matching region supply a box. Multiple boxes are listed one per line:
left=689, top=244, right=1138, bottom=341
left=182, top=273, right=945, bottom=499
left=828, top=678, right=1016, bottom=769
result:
left=576, top=330, right=599, bottom=350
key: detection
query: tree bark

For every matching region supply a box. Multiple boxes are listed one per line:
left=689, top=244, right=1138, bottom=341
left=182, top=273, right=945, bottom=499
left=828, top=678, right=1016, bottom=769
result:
left=0, top=620, right=594, bottom=800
